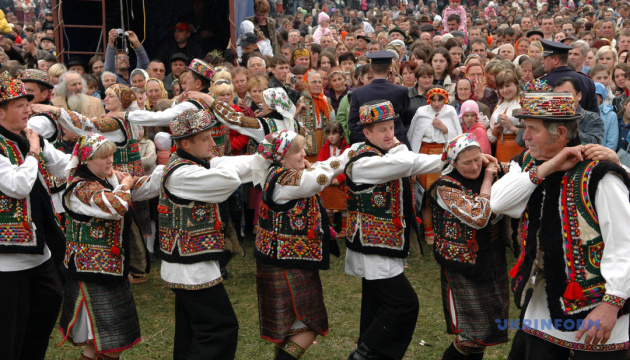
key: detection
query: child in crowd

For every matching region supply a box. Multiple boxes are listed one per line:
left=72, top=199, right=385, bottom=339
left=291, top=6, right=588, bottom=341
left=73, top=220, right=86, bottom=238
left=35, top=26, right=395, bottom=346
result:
left=590, top=64, right=614, bottom=105
left=154, top=132, right=172, bottom=166
left=595, top=82, right=619, bottom=151
left=318, top=121, right=350, bottom=234
left=520, top=58, right=534, bottom=84
left=443, top=0, right=467, bottom=32
left=82, top=74, right=101, bottom=99
left=460, top=100, right=491, bottom=154
left=488, top=70, right=523, bottom=162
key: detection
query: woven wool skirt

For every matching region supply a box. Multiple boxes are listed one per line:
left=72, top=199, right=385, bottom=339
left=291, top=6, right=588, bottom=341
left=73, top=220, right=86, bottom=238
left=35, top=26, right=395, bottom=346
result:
left=58, top=278, right=141, bottom=353
left=418, top=142, right=444, bottom=190
left=256, top=261, right=329, bottom=343
left=440, top=239, right=510, bottom=349
left=495, top=133, right=525, bottom=163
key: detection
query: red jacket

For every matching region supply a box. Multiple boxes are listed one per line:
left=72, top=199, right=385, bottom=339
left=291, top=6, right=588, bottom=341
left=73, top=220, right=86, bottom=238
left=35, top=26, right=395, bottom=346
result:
left=318, top=138, right=350, bottom=185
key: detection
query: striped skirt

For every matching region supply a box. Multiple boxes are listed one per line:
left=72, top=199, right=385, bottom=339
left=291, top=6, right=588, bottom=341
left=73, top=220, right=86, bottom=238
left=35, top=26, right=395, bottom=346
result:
left=58, top=278, right=141, bottom=353
left=256, top=261, right=329, bottom=343
left=440, top=239, right=510, bottom=349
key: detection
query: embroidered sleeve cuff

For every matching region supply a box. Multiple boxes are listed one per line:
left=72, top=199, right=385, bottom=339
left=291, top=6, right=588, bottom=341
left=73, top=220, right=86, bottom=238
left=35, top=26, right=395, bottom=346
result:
left=602, top=294, right=626, bottom=308
left=26, top=151, right=39, bottom=159
left=528, top=169, right=544, bottom=185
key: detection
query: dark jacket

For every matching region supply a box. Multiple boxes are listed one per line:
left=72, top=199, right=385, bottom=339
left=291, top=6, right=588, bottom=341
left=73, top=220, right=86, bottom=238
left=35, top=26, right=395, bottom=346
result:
left=403, top=85, right=427, bottom=132
left=541, top=65, right=599, bottom=114
left=268, top=74, right=301, bottom=106
left=348, top=78, right=410, bottom=148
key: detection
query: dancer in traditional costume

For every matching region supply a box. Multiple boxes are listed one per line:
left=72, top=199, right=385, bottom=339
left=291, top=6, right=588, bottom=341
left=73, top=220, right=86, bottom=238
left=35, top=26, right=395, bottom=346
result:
left=0, top=71, right=69, bottom=360
left=345, top=100, right=454, bottom=360
left=252, top=130, right=345, bottom=360
left=428, top=133, right=509, bottom=360
left=58, top=133, right=164, bottom=360
left=158, top=109, right=253, bottom=359
left=493, top=92, right=630, bottom=359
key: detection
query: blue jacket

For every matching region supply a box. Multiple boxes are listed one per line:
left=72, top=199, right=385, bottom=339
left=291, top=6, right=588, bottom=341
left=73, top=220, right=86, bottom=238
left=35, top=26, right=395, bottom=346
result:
left=541, top=66, right=599, bottom=115
left=599, top=104, right=619, bottom=151
left=348, top=78, right=410, bottom=148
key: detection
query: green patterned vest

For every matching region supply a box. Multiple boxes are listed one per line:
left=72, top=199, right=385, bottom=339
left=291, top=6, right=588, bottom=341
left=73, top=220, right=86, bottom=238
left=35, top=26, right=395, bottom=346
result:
left=188, top=99, right=226, bottom=158
left=158, top=154, right=224, bottom=264
left=512, top=151, right=630, bottom=327
left=344, top=144, right=411, bottom=258
left=62, top=175, right=128, bottom=282
left=112, top=117, right=144, bottom=177
left=255, top=165, right=331, bottom=270
left=0, top=135, right=56, bottom=254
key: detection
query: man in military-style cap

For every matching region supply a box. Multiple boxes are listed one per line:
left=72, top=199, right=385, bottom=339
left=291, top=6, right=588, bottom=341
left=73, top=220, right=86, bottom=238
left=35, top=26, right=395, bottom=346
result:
left=348, top=51, right=411, bottom=148
left=539, top=39, right=599, bottom=114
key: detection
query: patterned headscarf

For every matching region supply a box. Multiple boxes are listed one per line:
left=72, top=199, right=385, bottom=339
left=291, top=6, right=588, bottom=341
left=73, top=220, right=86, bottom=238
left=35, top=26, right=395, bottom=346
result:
left=441, top=133, right=481, bottom=175
left=293, top=48, right=310, bottom=62
left=454, top=77, right=477, bottom=103
left=107, top=84, right=137, bottom=110
left=65, top=133, right=110, bottom=181
left=263, top=87, right=297, bottom=128
left=145, top=78, right=168, bottom=108
left=251, top=130, right=299, bottom=187
left=303, top=70, right=330, bottom=125
left=427, top=87, right=449, bottom=104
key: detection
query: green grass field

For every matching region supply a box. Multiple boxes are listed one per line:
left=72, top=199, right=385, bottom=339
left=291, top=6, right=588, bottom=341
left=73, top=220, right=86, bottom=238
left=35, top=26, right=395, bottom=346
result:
left=46, top=241, right=520, bottom=359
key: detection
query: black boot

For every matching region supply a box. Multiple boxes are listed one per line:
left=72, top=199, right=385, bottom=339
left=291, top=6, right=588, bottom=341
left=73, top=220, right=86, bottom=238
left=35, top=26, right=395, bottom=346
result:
left=274, top=350, right=297, bottom=360
left=442, top=343, right=468, bottom=360
left=467, top=352, right=484, bottom=360
left=348, top=343, right=386, bottom=360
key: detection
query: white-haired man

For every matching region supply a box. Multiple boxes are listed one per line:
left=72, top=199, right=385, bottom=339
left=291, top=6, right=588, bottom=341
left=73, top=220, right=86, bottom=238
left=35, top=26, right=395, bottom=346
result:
left=51, top=71, right=105, bottom=118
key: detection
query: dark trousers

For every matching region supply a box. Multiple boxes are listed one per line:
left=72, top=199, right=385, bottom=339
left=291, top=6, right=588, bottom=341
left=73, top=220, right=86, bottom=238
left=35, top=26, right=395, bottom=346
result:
left=358, top=273, right=419, bottom=360
left=171, top=284, right=239, bottom=360
left=0, top=258, right=63, bottom=360
left=516, top=331, right=628, bottom=360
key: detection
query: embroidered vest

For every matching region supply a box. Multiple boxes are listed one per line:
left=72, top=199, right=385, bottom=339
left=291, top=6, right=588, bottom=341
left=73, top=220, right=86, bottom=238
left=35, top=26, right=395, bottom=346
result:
left=189, top=99, right=227, bottom=158
left=299, top=95, right=331, bottom=155
left=111, top=117, right=145, bottom=177
left=0, top=135, right=56, bottom=254
left=62, top=176, right=128, bottom=282
left=34, top=112, right=67, bottom=194
left=513, top=151, right=630, bottom=328
left=255, top=166, right=331, bottom=270
left=345, top=144, right=413, bottom=258
left=158, top=155, right=224, bottom=264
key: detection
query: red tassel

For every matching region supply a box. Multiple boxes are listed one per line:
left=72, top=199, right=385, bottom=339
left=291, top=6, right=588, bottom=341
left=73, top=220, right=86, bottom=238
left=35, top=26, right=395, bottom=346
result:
left=393, top=218, right=402, bottom=228
left=329, top=226, right=337, bottom=239
left=215, top=220, right=221, bottom=232
left=308, top=228, right=315, bottom=239
left=509, top=257, right=523, bottom=278
left=564, top=281, right=584, bottom=300
left=416, top=217, right=422, bottom=225
left=111, top=246, right=120, bottom=256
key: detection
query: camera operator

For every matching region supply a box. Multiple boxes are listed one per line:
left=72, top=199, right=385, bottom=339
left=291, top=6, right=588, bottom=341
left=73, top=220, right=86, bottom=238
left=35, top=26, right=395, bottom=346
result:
left=103, top=28, right=149, bottom=86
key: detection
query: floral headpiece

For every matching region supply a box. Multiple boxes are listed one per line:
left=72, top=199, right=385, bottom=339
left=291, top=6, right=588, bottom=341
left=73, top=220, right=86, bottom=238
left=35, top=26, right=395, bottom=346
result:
left=108, top=84, right=137, bottom=110
left=256, top=130, right=298, bottom=163
left=64, top=133, right=110, bottom=181
left=427, top=88, right=449, bottom=104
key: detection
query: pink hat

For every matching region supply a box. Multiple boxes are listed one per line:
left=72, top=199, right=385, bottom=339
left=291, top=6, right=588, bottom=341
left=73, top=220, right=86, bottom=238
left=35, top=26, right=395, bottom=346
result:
left=459, top=100, right=480, bottom=120
left=318, top=11, right=330, bottom=24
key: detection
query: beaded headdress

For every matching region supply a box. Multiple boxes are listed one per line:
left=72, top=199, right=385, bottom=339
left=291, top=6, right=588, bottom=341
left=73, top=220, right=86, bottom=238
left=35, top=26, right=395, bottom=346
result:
left=189, top=58, right=214, bottom=81
left=0, top=71, right=34, bottom=104
left=514, top=92, right=583, bottom=124
left=17, top=69, right=54, bottom=89
left=170, top=109, right=216, bottom=139
left=359, top=100, right=396, bottom=126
